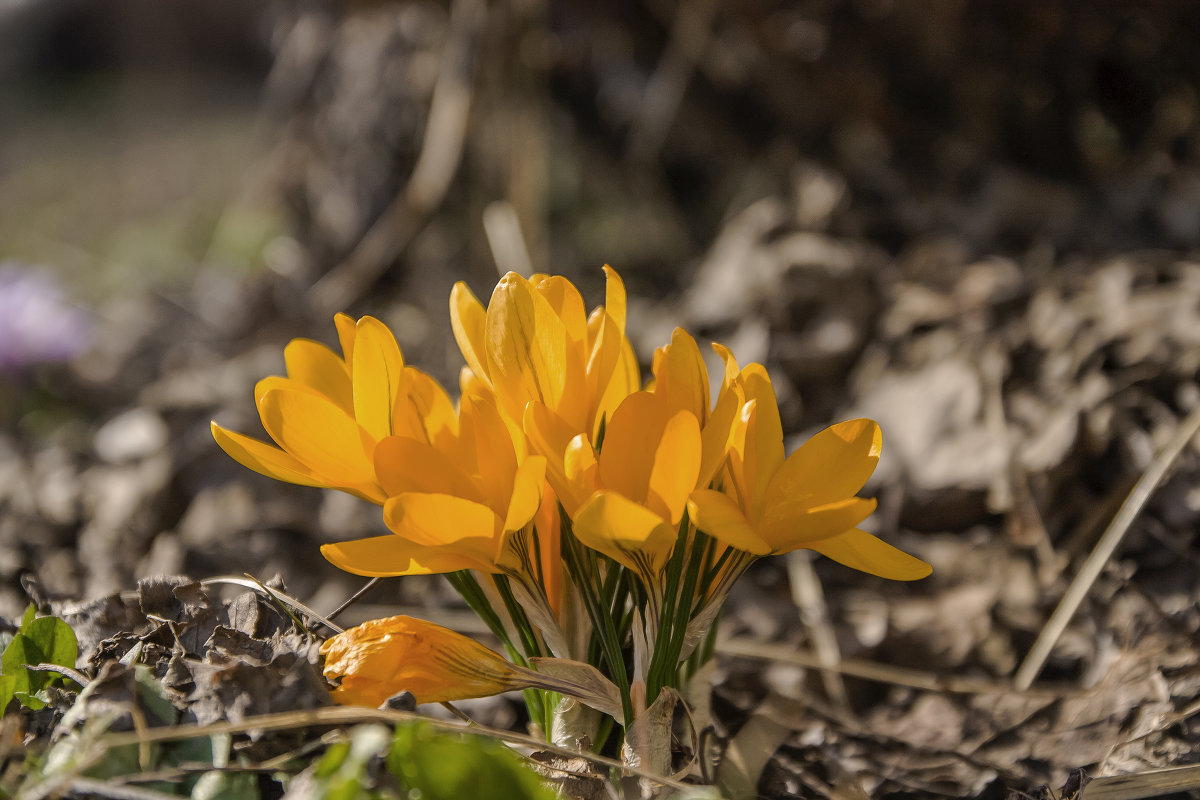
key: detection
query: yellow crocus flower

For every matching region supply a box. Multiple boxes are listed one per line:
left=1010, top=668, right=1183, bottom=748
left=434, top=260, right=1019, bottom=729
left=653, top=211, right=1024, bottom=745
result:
left=321, top=615, right=531, bottom=706
left=211, top=314, right=456, bottom=504
left=687, top=354, right=930, bottom=580
left=322, top=615, right=625, bottom=718
left=526, top=391, right=701, bottom=578
left=450, top=266, right=638, bottom=441
left=320, top=393, right=547, bottom=579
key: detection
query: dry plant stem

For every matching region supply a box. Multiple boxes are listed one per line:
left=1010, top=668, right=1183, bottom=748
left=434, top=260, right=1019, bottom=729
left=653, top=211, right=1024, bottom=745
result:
left=718, top=636, right=1071, bottom=696
left=1013, top=401, right=1200, bottom=690
left=1080, top=764, right=1200, bottom=800
left=324, top=576, right=381, bottom=623
left=307, top=0, right=485, bottom=315
left=200, top=576, right=344, bottom=634
left=93, top=707, right=699, bottom=793
left=785, top=550, right=851, bottom=715
left=43, top=778, right=182, bottom=800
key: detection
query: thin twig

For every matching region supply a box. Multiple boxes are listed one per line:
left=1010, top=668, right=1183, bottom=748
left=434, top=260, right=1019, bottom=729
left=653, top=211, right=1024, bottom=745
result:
left=325, top=577, right=381, bottom=624
left=200, top=576, right=344, bottom=634
left=718, top=636, right=1071, bottom=697
left=1013, top=402, right=1200, bottom=689
left=25, top=663, right=89, bottom=687
left=94, top=706, right=698, bottom=791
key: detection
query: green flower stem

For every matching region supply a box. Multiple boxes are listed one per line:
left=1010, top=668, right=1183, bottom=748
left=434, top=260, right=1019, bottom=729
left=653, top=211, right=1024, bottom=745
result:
left=446, top=571, right=546, bottom=732
left=493, top=574, right=545, bottom=660
left=559, top=506, right=634, bottom=726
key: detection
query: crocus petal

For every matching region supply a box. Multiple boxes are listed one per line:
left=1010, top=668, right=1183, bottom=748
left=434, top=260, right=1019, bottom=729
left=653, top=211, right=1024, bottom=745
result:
left=686, top=489, right=771, bottom=555
left=334, top=313, right=357, bottom=366
left=383, top=492, right=500, bottom=548
left=351, top=316, right=405, bottom=442
left=573, top=490, right=676, bottom=575
left=806, top=528, right=932, bottom=580
left=711, top=342, right=740, bottom=394
left=373, top=435, right=482, bottom=503
left=651, top=327, right=710, bottom=424
left=535, top=275, right=587, bottom=351
left=486, top=272, right=573, bottom=425
left=450, top=281, right=490, bottom=384
left=321, top=615, right=521, bottom=706
left=602, top=264, right=626, bottom=332
left=525, top=401, right=592, bottom=513
left=739, top=364, right=785, bottom=516
left=698, top=377, right=745, bottom=490
left=593, top=335, right=640, bottom=441
left=764, top=418, right=882, bottom=509
left=759, top=496, right=878, bottom=552
left=321, top=535, right=496, bottom=577
left=461, top=394, right=518, bottom=510
left=647, top=409, right=702, bottom=524
left=211, top=422, right=327, bottom=488
left=584, top=309, right=624, bottom=429
left=504, top=455, right=546, bottom=533
left=393, top=367, right=459, bottom=450
left=258, top=387, right=377, bottom=489
left=284, top=338, right=353, bottom=413
left=597, top=391, right=669, bottom=505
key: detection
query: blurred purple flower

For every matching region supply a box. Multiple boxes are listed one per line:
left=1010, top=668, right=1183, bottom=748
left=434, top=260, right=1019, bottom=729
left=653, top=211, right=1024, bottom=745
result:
left=0, top=263, right=91, bottom=370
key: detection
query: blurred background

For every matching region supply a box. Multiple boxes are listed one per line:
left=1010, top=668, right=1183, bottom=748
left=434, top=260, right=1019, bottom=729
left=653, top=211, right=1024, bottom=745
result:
left=2, top=1, right=1199, bottom=794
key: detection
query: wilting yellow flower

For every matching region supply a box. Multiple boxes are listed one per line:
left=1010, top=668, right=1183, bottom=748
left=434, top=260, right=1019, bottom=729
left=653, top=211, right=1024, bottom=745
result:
left=322, top=615, right=625, bottom=719
left=450, top=267, right=638, bottom=440
left=212, top=314, right=456, bottom=504
left=527, top=391, right=700, bottom=577
left=321, top=615, right=528, bottom=706
left=687, top=352, right=930, bottom=580
left=320, top=392, right=547, bottom=578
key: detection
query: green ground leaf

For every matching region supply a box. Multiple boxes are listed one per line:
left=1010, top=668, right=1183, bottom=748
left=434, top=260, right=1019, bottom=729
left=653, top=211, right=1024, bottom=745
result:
left=0, top=610, right=79, bottom=716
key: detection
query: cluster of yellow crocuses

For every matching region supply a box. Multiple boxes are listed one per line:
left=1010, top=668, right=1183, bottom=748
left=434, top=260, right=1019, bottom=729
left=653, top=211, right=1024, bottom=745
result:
left=212, top=266, right=929, bottom=753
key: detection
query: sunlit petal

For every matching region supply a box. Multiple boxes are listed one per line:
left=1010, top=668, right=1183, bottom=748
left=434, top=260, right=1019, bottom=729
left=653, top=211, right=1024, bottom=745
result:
left=686, top=489, right=771, bottom=555
left=698, top=378, right=745, bottom=489
left=593, top=335, right=640, bottom=440
left=450, top=281, right=490, bottom=384
left=334, top=313, right=357, bottom=365
left=651, top=327, right=710, bottom=424
left=647, top=410, right=702, bottom=524
left=486, top=272, right=570, bottom=424
left=574, top=490, right=676, bottom=574
left=460, top=394, right=518, bottom=507
left=602, top=264, right=626, bottom=332
left=765, top=418, right=882, bottom=509
left=504, top=455, right=546, bottom=533
left=321, top=535, right=495, bottom=577
left=394, top=367, right=459, bottom=449
left=373, top=435, right=482, bottom=502
left=535, top=275, right=588, bottom=351
left=739, top=365, right=785, bottom=516
left=383, top=493, right=500, bottom=548
left=284, top=338, right=353, bottom=413
left=598, top=391, right=669, bottom=505
left=211, top=422, right=326, bottom=488
left=806, top=528, right=932, bottom=580
left=258, top=387, right=376, bottom=488
left=524, top=401, right=590, bottom=512
left=351, top=316, right=405, bottom=442
left=759, top=496, right=878, bottom=551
